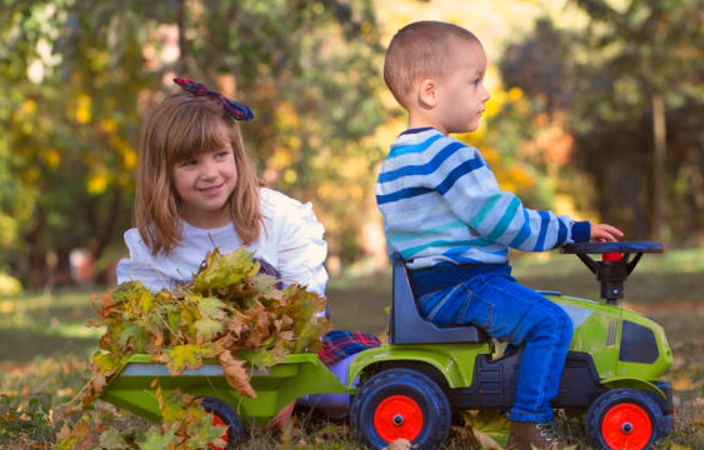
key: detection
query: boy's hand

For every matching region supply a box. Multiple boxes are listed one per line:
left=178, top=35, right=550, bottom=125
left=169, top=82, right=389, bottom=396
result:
left=590, top=223, right=624, bottom=242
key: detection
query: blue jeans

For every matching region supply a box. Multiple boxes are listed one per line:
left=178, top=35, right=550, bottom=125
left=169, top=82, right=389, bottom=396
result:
left=417, top=269, right=573, bottom=423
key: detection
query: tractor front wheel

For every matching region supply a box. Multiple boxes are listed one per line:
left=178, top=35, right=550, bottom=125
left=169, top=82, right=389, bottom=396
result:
left=585, top=388, right=667, bottom=450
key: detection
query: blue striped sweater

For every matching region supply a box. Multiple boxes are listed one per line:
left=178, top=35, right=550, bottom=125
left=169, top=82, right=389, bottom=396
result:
left=375, top=128, right=590, bottom=269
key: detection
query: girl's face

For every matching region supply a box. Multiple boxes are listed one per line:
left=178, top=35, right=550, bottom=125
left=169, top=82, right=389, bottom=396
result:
left=172, top=142, right=238, bottom=229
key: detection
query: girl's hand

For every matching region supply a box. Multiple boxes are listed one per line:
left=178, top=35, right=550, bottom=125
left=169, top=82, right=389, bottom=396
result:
left=590, top=223, right=624, bottom=242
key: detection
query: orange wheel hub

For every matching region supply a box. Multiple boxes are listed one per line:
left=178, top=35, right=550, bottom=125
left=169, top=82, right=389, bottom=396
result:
left=602, top=403, right=653, bottom=449
left=373, top=395, right=424, bottom=443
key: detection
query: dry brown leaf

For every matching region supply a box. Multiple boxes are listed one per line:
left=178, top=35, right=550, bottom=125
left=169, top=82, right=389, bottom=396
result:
left=275, top=314, right=294, bottom=332
left=672, top=376, right=693, bottom=390
left=471, top=427, right=503, bottom=450
left=383, top=438, right=414, bottom=450
left=692, top=414, right=704, bottom=430
left=219, top=350, right=256, bottom=398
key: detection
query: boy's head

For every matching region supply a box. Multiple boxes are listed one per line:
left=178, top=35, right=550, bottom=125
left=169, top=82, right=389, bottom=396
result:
left=383, top=21, right=490, bottom=134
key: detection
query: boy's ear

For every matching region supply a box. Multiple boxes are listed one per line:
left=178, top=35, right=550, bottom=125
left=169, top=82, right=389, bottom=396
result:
left=417, top=78, right=437, bottom=107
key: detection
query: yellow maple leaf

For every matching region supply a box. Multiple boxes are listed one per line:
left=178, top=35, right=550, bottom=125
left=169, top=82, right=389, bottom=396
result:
left=194, top=317, right=225, bottom=342
left=136, top=287, right=155, bottom=314
left=157, top=343, right=217, bottom=375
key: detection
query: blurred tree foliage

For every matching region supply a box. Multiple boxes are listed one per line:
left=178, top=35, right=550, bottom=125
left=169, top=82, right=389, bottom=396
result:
left=2, top=0, right=703, bottom=290
left=0, top=0, right=386, bottom=289
left=500, top=0, right=704, bottom=243
left=1, top=0, right=144, bottom=289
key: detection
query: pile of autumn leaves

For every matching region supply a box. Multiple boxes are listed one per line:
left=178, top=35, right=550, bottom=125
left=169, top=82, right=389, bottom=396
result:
left=87, top=247, right=331, bottom=402
left=57, top=247, right=331, bottom=449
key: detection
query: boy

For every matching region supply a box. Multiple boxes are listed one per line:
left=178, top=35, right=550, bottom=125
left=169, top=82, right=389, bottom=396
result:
left=376, top=21, right=623, bottom=450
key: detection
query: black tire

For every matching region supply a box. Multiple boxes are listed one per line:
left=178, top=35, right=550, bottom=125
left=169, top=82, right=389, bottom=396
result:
left=199, top=396, right=246, bottom=450
left=350, top=368, right=451, bottom=450
left=585, top=388, right=669, bottom=450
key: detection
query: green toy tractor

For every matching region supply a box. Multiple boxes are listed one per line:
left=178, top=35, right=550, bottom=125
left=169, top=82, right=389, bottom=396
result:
left=101, top=241, right=674, bottom=449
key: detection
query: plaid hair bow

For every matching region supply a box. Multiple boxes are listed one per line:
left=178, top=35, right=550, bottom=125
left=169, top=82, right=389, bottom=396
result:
left=173, top=77, right=254, bottom=122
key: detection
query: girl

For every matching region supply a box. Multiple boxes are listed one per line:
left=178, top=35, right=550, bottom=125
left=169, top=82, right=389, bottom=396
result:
left=116, top=78, right=328, bottom=300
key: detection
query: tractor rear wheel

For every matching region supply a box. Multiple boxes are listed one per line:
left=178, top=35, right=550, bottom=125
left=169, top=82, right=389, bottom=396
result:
left=350, top=368, right=451, bottom=450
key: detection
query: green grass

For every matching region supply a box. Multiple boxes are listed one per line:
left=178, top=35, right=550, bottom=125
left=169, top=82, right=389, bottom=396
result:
left=0, top=290, right=101, bottom=364
left=1, top=247, right=704, bottom=448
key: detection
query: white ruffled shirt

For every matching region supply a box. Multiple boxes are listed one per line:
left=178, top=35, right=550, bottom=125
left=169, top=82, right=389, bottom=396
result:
left=116, top=188, right=328, bottom=296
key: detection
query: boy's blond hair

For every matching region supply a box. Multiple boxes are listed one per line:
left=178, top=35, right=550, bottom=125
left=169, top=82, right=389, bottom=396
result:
left=135, top=92, right=263, bottom=255
left=383, top=21, right=480, bottom=108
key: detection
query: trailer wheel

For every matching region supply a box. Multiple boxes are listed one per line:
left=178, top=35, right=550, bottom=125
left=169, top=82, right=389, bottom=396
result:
left=350, top=368, right=451, bottom=450
left=199, top=396, right=246, bottom=450
left=586, top=388, right=666, bottom=450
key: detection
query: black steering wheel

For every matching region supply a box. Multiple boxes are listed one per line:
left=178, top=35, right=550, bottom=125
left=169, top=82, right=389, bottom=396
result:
left=561, top=241, right=663, bottom=304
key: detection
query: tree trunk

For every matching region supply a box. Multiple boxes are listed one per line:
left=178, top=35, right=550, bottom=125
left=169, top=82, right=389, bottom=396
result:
left=651, top=94, right=667, bottom=242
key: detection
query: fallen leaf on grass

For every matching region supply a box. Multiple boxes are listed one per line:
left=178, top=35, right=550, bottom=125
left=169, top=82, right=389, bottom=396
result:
left=461, top=410, right=510, bottom=448
left=691, top=415, right=704, bottom=431
left=471, top=427, right=503, bottom=450
left=673, top=376, right=694, bottom=390
left=383, top=438, right=414, bottom=450
left=669, top=445, right=693, bottom=450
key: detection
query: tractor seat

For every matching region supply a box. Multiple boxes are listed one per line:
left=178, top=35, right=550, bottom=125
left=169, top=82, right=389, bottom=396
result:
left=389, top=254, right=490, bottom=345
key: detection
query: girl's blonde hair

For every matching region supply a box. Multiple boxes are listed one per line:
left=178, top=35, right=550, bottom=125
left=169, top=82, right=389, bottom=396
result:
left=135, top=92, right=262, bottom=255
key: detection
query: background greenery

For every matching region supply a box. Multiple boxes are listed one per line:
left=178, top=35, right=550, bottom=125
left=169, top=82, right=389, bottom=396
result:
left=1, top=0, right=703, bottom=291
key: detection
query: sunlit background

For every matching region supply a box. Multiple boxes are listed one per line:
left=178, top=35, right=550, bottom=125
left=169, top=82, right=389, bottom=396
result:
left=2, top=0, right=702, bottom=292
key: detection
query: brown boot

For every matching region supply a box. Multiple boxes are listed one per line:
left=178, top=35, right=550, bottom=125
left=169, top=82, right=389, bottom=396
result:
left=506, top=421, right=562, bottom=450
